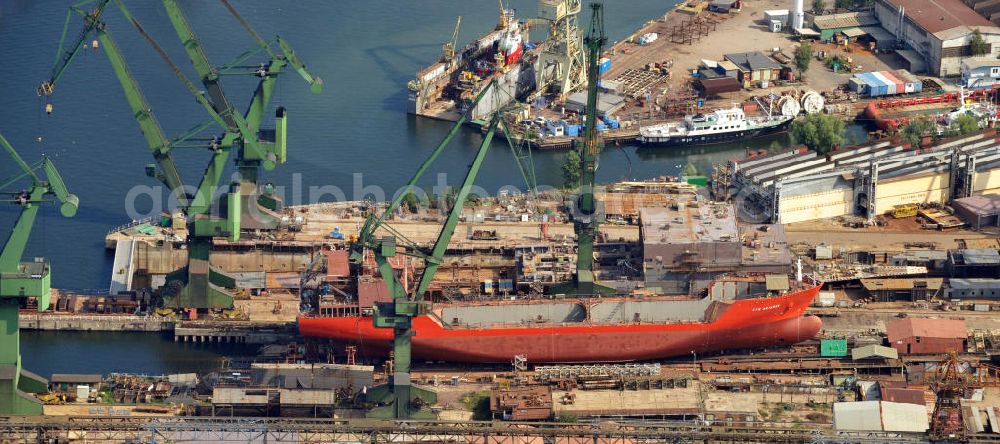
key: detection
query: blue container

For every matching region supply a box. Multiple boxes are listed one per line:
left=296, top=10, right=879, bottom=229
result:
left=595, top=122, right=608, bottom=131
left=606, top=118, right=620, bottom=129
left=598, top=57, right=611, bottom=75
left=565, top=124, right=581, bottom=136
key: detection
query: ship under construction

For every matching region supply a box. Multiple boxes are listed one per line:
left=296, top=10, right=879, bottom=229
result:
left=408, top=0, right=588, bottom=122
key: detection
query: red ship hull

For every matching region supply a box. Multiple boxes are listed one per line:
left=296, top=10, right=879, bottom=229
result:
left=299, top=285, right=823, bottom=363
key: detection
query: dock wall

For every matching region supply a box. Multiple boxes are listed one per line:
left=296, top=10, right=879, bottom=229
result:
left=19, top=314, right=173, bottom=332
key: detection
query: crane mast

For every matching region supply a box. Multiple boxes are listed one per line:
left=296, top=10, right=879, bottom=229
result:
left=566, top=2, right=612, bottom=296
left=0, top=133, right=78, bottom=415
left=351, top=84, right=498, bottom=419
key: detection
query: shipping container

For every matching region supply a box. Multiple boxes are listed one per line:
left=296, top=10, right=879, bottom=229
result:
left=880, top=71, right=905, bottom=95
left=821, top=339, right=848, bottom=357
left=871, top=71, right=896, bottom=96
left=598, top=57, right=611, bottom=75
left=861, top=72, right=888, bottom=97
left=848, top=77, right=867, bottom=93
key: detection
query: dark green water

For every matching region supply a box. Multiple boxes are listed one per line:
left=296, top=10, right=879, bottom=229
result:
left=1, top=1, right=863, bottom=375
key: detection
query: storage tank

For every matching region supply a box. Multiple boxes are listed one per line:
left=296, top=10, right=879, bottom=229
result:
left=792, top=0, right=804, bottom=29
left=801, top=91, right=825, bottom=114
left=778, top=95, right=801, bottom=117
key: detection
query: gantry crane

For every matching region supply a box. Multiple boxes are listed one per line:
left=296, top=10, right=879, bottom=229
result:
left=0, top=132, right=78, bottom=415
left=40, top=0, right=322, bottom=309
left=350, top=84, right=504, bottom=419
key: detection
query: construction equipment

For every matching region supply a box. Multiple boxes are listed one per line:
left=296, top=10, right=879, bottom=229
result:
left=0, top=132, right=78, bottom=415
left=40, top=0, right=322, bottom=310
left=559, top=2, right=615, bottom=296
left=349, top=84, right=504, bottom=419
left=441, top=16, right=461, bottom=63
left=891, top=204, right=918, bottom=218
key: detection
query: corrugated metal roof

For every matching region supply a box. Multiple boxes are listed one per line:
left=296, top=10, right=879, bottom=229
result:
left=881, top=401, right=930, bottom=432
left=882, top=0, right=993, bottom=34
left=957, top=248, right=1000, bottom=265
left=886, top=317, right=968, bottom=341
left=834, top=401, right=929, bottom=432
left=954, top=194, right=1000, bottom=216
left=723, top=52, right=782, bottom=72
left=880, top=386, right=927, bottom=406
left=812, top=12, right=879, bottom=29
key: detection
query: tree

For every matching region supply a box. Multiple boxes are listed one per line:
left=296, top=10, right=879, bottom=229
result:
left=768, top=140, right=783, bottom=153
left=681, top=161, right=700, bottom=177
left=794, top=42, right=814, bottom=78
left=835, top=0, right=853, bottom=9
left=970, top=29, right=989, bottom=57
left=790, top=113, right=846, bottom=154
left=899, top=118, right=936, bottom=147
left=561, top=150, right=581, bottom=188
left=812, top=0, right=826, bottom=13
left=946, top=113, right=980, bottom=137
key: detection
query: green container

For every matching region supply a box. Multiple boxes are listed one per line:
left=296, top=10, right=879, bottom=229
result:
left=820, top=339, right=848, bottom=357
left=684, top=176, right=708, bottom=187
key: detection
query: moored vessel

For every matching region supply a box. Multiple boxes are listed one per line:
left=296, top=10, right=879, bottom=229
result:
left=298, top=274, right=823, bottom=363
left=637, top=105, right=793, bottom=146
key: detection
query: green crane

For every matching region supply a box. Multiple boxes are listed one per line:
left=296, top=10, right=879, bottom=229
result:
left=40, top=0, right=322, bottom=309
left=350, top=84, right=499, bottom=419
left=567, top=2, right=614, bottom=296
left=0, top=132, right=78, bottom=415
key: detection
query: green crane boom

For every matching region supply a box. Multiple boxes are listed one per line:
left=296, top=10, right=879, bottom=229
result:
left=0, top=132, right=78, bottom=415
left=41, top=0, right=323, bottom=310
left=350, top=84, right=499, bottom=419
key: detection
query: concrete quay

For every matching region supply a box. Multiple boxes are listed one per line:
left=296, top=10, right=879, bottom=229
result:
left=173, top=323, right=296, bottom=344
left=19, top=314, right=172, bottom=332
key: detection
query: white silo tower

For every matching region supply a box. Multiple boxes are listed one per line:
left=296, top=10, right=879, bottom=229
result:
left=792, top=0, right=804, bottom=29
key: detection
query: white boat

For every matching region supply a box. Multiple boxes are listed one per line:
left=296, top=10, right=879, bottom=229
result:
left=637, top=105, right=793, bottom=146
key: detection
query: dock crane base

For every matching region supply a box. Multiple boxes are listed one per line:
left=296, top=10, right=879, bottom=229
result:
left=0, top=299, right=45, bottom=416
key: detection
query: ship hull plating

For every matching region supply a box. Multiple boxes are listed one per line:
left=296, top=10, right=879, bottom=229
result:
left=299, top=285, right=822, bottom=363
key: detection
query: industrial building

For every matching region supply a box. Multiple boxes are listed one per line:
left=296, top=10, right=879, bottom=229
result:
left=874, top=0, right=1000, bottom=76
left=722, top=131, right=1000, bottom=225
left=948, top=248, right=1000, bottom=278
left=948, top=278, right=1000, bottom=299
left=886, top=318, right=968, bottom=355
left=860, top=278, right=944, bottom=302
left=961, top=58, right=1000, bottom=89
left=833, top=401, right=929, bottom=432
left=811, top=12, right=882, bottom=41
left=952, top=194, right=1000, bottom=229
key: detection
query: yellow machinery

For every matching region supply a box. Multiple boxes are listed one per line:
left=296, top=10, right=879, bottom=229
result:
left=891, top=204, right=918, bottom=218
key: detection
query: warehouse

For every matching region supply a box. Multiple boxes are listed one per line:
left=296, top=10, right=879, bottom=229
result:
left=811, top=12, right=880, bottom=41
left=948, top=278, right=1000, bottom=299
left=874, top=0, right=1000, bottom=76
left=948, top=248, right=1000, bottom=278
left=723, top=52, right=783, bottom=88
left=886, top=318, right=967, bottom=355
left=724, top=131, right=1000, bottom=224
left=952, top=194, right=1000, bottom=229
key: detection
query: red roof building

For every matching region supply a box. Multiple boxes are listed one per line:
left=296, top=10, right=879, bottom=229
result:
left=886, top=318, right=967, bottom=355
